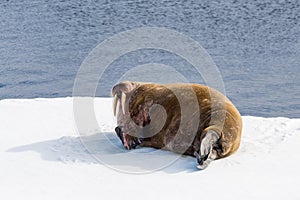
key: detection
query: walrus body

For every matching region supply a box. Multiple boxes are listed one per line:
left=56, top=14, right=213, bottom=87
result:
left=112, top=81, right=242, bottom=169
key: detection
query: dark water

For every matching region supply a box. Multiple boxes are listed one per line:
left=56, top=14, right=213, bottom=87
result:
left=0, top=0, right=299, bottom=117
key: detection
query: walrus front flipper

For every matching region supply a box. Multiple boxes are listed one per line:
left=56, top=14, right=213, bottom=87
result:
left=115, top=126, right=125, bottom=144
left=115, top=126, right=144, bottom=150
left=195, top=130, right=220, bottom=170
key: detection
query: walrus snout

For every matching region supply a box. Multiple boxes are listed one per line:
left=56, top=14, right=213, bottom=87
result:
left=112, top=81, right=135, bottom=96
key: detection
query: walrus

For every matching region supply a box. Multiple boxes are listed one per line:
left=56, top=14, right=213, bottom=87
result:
left=112, top=81, right=242, bottom=169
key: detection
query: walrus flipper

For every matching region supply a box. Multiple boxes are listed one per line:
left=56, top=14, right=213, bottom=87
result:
left=195, top=130, right=220, bottom=170
left=115, top=126, right=143, bottom=150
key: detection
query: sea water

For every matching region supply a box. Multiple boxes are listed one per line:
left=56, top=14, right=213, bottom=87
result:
left=0, top=0, right=299, bottom=117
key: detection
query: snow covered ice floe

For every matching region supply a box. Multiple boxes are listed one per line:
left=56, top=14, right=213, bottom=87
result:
left=0, top=98, right=300, bottom=200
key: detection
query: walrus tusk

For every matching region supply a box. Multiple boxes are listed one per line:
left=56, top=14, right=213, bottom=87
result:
left=121, top=92, right=126, bottom=115
left=113, top=94, right=118, bottom=116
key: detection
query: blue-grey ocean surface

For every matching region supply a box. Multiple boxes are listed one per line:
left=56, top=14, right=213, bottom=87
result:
left=0, top=0, right=299, bottom=117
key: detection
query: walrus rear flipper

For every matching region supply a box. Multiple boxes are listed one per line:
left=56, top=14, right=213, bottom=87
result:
left=195, top=130, right=220, bottom=170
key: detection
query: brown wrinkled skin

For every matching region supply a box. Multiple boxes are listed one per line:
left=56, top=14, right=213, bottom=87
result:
left=113, top=82, right=242, bottom=159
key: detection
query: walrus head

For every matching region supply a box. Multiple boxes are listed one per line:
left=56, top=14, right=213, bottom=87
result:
left=112, top=81, right=150, bottom=149
left=112, top=81, right=196, bottom=151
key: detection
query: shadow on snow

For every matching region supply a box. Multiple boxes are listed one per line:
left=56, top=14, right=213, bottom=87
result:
left=7, top=132, right=198, bottom=174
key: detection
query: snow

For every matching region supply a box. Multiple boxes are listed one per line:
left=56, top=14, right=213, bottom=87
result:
left=1, top=97, right=300, bottom=200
